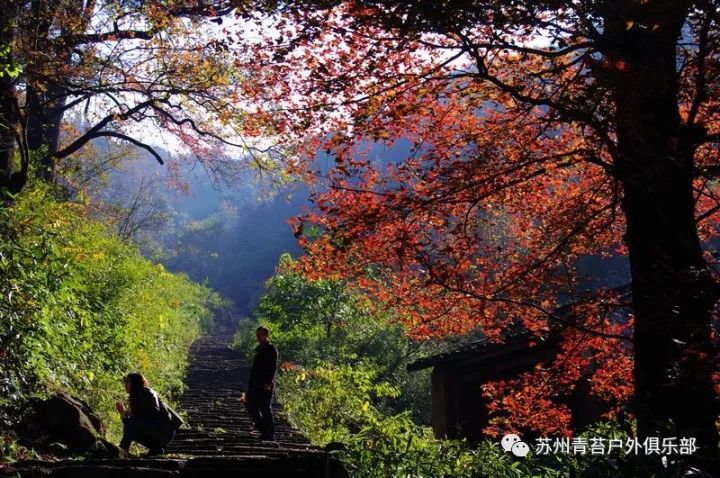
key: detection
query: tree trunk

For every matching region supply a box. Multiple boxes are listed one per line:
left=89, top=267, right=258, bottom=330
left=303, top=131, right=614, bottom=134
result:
left=0, top=5, right=26, bottom=196
left=621, top=137, right=720, bottom=471
left=26, top=82, right=65, bottom=183
left=0, top=76, right=17, bottom=189
left=604, top=1, right=720, bottom=471
left=25, top=0, right=67, bottom=184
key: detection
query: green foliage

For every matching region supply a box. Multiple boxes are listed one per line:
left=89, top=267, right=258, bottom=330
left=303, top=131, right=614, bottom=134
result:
left=276, top=362, right=482, bottom=478
left=234, top=253, right=434, bottom=421
left=279, top=366, right=654, bottom=478
left=0, top=182, right=223, bottom=442
left=277, top=362, right=400, bottom=445
left=239, top=256, right=385, bottom=364
left=235, top=255, right=464, bottom=475
left=276, top=362, right=565, bottom=478
left=0, top=44, right=22, bottom=79
left=0, top=432, right=39, bottom=463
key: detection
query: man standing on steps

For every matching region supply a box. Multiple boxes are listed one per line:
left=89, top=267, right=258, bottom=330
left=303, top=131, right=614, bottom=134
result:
left=242, top=325, right=278, bottom=441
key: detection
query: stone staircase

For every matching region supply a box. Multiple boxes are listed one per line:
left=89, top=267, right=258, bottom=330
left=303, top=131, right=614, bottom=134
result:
left=2, top=334, right=345, bottom=478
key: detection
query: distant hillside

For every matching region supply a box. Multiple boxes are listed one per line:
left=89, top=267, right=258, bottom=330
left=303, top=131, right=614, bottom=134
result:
left=86, top=146, right=306, bottom=317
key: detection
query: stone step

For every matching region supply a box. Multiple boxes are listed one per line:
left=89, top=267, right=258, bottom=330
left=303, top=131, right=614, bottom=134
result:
left=2, top=465, right=180, bottom=478
left=171, top=441, right=310, bottom=448
left=169, top=437, right=311, bottom=446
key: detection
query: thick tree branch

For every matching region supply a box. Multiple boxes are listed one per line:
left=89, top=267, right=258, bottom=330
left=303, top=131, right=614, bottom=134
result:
left=93, top=131, right=164, bottom=165
left=153, top=104, right=246, bottom=148
left=168, top=2, right=235, bottom=17
left=461, top=38, right=595, bottom=59
left=52, top=99, right=157, bottom=159
left=61, top=29, right=155, bottom=45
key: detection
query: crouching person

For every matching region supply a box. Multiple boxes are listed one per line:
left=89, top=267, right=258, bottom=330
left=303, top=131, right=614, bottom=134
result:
left=116, top=372, right=181, bottom=455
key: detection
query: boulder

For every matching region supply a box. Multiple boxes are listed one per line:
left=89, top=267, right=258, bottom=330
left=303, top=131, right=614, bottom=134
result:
left=16, top=392, right=124, bottom=458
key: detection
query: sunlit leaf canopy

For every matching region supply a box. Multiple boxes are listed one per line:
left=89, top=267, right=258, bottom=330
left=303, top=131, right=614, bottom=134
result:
left=223, top=0, right=720, bottom=435
left=1, top=0, right=288, bottom=192
left=232, top=2, right=648, bottom=328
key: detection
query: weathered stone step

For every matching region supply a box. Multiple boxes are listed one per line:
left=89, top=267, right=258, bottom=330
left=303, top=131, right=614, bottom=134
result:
left=166, top=447, right=324, bottom=456
left=167, top=443, right=314, bottom=451
left=168, top=437, right=311, bottom=446
left=165, top=450, right=318, bottom=459
left=4, top=459, right=185, bottom=471
left=2, top=464, right=181, bottom=478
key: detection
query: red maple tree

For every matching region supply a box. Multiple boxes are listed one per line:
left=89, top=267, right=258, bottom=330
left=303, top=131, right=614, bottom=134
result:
left=234, top=0, right=720, bottom=470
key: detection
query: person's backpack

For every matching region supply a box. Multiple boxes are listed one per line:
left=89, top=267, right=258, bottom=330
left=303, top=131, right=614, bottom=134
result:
left=159, top=398, right=184, bottom=431
left=150, top=389, right=184, bottom=433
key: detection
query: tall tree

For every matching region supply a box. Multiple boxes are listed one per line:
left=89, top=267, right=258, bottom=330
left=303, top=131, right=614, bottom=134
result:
left=236, top=0, right=720, bottom=471
left=0, top=0, right=267, bottom=194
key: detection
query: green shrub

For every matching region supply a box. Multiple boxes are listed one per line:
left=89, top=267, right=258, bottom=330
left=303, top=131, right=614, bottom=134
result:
left=276, top=362, right=554, bottom=478
left=234, top=253, right=436, bottom=422
left=279, top=368, right=660, bottom=478
left=0, top=182, right=223, bottom=443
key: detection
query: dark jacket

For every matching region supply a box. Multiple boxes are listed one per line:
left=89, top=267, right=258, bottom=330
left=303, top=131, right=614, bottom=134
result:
left=129, top=386, right=161, bottom=420
left=248, top=341, right=278, bottom=393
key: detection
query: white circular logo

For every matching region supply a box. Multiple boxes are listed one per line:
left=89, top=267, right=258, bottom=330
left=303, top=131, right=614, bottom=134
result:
left=511, top=441, right=530, bottom=457
left=502, top=433, right=530, bottom=457
left=501, top=433, right=521, bottom=452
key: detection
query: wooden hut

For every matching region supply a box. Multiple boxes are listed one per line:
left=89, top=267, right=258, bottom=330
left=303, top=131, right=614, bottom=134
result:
left=406, top=299, right=629, bottom=442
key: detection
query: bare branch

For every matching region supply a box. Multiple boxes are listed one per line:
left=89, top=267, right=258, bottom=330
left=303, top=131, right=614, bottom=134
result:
left=53, top=99, right=157, bottom=159
left=62, top=29, right=155, bottom=45
left=93, top=131, right=164, bottom=165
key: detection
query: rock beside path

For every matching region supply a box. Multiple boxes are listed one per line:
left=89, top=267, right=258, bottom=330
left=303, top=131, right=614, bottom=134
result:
left=15, top=392, right=124, bottom=458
